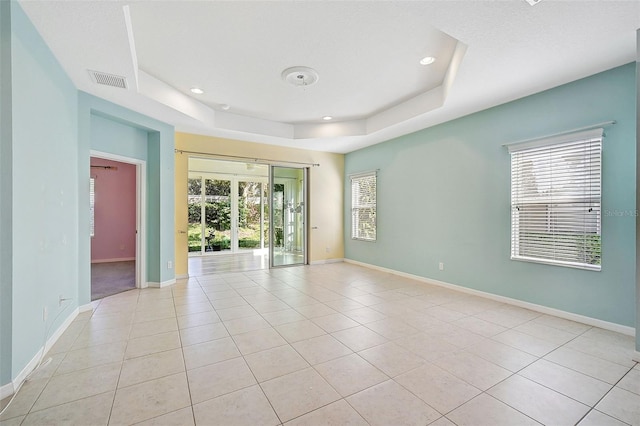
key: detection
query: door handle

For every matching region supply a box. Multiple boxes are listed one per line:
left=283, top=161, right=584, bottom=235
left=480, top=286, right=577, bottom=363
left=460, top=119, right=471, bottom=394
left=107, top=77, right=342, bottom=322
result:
left=178, top=230, right=187, bottom=234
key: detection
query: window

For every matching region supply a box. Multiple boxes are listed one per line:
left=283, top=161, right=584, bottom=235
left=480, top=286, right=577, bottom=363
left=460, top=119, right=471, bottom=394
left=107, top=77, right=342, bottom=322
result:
left=351, top=171, right=377, bottom=241
left=508, top=129, right=602, bottom=270
left=90, top=177, right=95, bottom=237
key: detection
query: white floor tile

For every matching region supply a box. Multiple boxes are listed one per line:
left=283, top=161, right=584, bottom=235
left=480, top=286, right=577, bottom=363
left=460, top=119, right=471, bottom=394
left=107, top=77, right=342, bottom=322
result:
left=487, top=375, right=590, bottom=426
left=7, top=263, right=635, bottom=426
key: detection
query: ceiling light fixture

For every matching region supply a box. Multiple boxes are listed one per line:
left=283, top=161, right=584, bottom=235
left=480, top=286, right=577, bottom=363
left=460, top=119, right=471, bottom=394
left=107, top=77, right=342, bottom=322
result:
left=322, top=116, right=333, bottom=121
left=221, top=104, right=230, bottom=111
left=281, top=66, right=319, bottom=87
left=190, top=87, right=204, bottom=94
left=524, top=0, right=542, bottom=5
left=419, top=56, right=436, bottom=65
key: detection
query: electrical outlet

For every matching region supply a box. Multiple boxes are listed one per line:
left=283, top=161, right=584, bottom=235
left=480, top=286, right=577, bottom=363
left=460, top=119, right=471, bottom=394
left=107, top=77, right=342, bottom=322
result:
left=325, top=247, right=330, bottom=253
left=167, top=261, right=173, bottom=269
left=43, top=306, right=48, bottom=322
left=439, top=262, right=444, bottom=271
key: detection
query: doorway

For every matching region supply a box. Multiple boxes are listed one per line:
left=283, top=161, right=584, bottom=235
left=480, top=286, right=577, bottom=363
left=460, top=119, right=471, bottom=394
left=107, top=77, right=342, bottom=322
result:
left=187, top=159, right=270, bottom=274
left=186, top=158, right=308, bottom=274
left=90, top=152, right=146, bottom=299
left=271, top=166, right=307, bottom=267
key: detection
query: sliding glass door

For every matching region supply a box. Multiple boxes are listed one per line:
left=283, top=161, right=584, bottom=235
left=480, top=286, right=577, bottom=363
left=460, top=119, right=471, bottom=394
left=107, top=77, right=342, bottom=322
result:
left=205, top=178, right=232, bottom=252
left=237, top=180, right=268, bottom=252
left=188, top=159, right=307, bottom=268
left=270, top=166, right=307, bottom=267
left=189, top=171, right=268, bottom=256
left=188, top=176, right=232, bottom=254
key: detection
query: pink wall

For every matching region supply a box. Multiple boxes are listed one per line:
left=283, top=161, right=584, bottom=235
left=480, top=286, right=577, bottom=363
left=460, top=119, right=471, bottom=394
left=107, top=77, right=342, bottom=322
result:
left=90, top=158, right=136, bottom=262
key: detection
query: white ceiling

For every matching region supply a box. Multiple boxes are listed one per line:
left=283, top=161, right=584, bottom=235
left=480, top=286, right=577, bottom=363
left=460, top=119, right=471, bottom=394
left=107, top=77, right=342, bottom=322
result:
left=19, top=0, right=640, bottom=154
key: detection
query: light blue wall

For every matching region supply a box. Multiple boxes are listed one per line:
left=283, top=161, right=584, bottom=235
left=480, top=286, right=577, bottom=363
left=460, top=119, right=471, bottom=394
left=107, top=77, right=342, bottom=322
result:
left=0, top=3, right=175, bottom=388
left=91, top=114, right=148, bottom=160
left=345, top=63, right=636, bottom=327
left=9, top=2, right=79, bottom=378
left=636, top=30, right=639, bottom=352
left=0, top=0, right=13, bottom=386
left=78, top=92, right=175, bottom=304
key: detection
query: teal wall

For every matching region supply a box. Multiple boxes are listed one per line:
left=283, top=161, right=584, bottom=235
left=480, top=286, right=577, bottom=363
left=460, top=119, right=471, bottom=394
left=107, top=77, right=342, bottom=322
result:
left=9, top=2, right=80, bottom=379
left=636, top=30, right=639, bottom=352
left=91, top=114, right=149, bottom=160
left=345, top=63, right=637, bottom=327
left=0, top=3, right=175, bottom=388
left=78, top=92, right=175, bottom=305
left=0, top=0, right=13, bottom=386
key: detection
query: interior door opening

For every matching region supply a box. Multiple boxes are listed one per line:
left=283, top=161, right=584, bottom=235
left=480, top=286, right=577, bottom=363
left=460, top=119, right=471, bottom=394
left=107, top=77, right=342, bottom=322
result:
left=90, top=153, right=145, bottom=299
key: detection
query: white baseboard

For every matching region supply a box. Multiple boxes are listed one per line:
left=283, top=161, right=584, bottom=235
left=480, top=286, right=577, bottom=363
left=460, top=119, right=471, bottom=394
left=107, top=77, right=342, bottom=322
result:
left=310, top=258, right=344, bottom=265
left=0, top=381, right=13, bottom=400
left=8, top=306, right=80, bottom=398
left=91, top=257, right=135, bottom=264
left=175, top=274, right=189, bottom=280
left=344, top=258, right=636, bottom=337
left=78, top=303, right=93, bottom=313
left=148, top=278, right=176, bottom=288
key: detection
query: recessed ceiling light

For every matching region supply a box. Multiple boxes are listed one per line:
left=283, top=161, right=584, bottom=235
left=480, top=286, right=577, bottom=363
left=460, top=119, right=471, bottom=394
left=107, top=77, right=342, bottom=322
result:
left=190, top=87, right=204, bottom=94
left=419, top=56, right=436, bottom=65
left=221, top=104, right=230, bottom=111
left=322, top=116, right=333, bottom=121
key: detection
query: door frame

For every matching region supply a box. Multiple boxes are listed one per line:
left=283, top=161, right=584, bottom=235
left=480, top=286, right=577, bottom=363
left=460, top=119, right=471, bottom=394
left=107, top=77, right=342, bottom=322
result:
left=188, top=171, right=269, bottom=256
left=90, top=150, right=147, bottom=288
left=269, top=165, right=308, bottom=268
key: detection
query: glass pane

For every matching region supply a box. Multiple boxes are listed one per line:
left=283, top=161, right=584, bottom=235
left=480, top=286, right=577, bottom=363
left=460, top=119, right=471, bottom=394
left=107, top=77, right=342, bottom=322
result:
left=271, top=167, right=305, bottom=266
left=263, top=183, right=270, bottom=248
left=238, top=181, right=263, bottom=250
left=187, top=177, right=202, bottom=253
left=204, top=179, right=231, bottom=252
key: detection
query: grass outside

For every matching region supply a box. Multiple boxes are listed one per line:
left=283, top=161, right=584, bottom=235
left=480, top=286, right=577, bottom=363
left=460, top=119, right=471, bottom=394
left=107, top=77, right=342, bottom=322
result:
left=188, top=223, right=263, bottom=252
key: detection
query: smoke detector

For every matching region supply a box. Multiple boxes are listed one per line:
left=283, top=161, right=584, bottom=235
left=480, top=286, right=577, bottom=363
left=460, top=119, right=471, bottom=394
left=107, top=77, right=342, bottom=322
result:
left=281, top=66, right=319, bottom=87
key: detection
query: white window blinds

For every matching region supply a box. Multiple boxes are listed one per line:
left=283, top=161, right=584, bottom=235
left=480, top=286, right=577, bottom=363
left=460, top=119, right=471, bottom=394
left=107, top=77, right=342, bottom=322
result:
left=351, top=172, right=377, bottom=241
left=90, top=177, right=96, bottom=237
left=508, top=129, right=602, bottom=271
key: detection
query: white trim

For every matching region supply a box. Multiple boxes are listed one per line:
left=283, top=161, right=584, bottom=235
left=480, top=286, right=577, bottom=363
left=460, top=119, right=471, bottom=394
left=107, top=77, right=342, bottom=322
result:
left=137, top=161, right=146, bottom=290
left=91, top=257, right=135, bottom=264
left=504, top=124, right=611, bottom=152
left=9, top=307, right=80, bottom=397
left=344, top=258, right=636, bottom=337
left=310, top=258, right=344, bottom=265
left=41, top=308, right=79, bottom=356
left=148, top=278, right=176, bottom=288
left=78, top=303, right=93, bottom=313
left=0, top=382, right=13, bottom=400
left=348, top=169, right=378, bottom=179
left=175, top=274, right=189, bottom=280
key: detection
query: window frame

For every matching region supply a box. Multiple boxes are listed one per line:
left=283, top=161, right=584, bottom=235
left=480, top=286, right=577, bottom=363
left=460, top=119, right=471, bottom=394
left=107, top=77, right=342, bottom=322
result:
left=508, top=128, right=603, bottom=271
left=350, top=171, right=377, bottom=242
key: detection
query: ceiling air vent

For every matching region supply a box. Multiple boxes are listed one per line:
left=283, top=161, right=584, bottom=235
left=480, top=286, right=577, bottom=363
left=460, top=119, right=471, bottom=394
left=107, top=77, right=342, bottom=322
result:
left=88, top=70, right=128, bottom=89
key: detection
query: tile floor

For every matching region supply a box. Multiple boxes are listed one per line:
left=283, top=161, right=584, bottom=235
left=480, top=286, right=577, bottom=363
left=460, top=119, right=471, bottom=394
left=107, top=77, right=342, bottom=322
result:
left=1, top=262, right=639, bottom=425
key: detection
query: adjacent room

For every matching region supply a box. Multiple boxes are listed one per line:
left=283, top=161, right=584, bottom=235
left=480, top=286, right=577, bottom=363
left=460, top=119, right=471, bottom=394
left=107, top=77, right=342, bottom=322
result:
left=1, top=1, right=639, bottom=425
left=90, top=157, right=138, bottom=300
